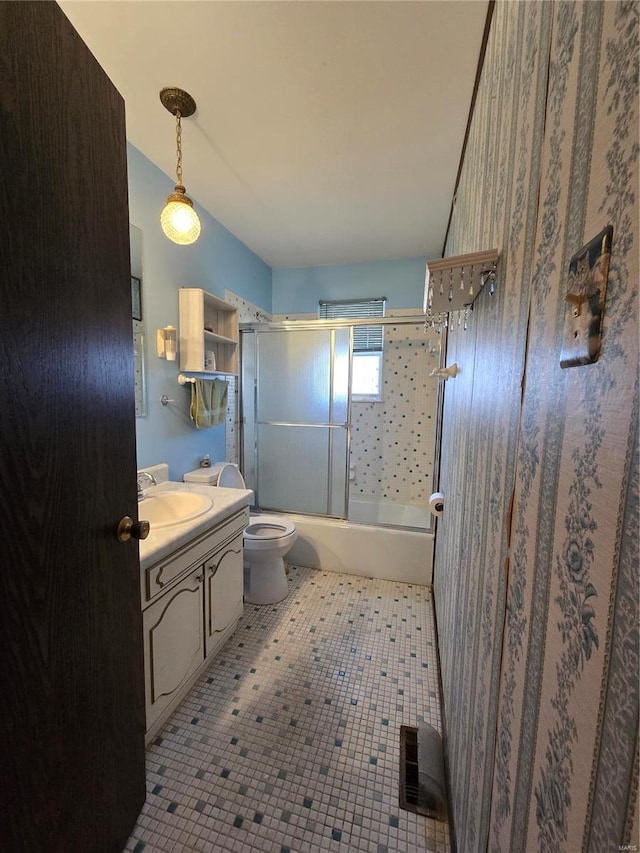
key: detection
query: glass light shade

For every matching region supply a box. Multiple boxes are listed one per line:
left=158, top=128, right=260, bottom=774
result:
left=161, top=189, right=201, bottom=245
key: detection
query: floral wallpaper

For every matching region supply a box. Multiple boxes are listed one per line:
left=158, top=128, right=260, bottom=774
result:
left=433, top=2, right=638, bottom=851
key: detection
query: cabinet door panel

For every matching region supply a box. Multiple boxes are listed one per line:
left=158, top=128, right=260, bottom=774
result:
left=144, top=572, right=204, bottom=727
left=205, top=534, right=244, bottom=656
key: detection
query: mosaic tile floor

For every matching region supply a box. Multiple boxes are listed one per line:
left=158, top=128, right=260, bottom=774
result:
left=125, top=566, right=450, bottom=853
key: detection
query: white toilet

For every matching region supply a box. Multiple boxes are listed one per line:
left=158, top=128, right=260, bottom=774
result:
left=183, top=463, right=297, bottom=605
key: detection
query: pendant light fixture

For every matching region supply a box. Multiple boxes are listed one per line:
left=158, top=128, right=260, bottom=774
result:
left=159, top=87, right=201, bottom=245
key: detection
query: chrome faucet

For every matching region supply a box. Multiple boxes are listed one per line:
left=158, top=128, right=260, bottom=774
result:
left=136, top=471, right=157, bottom=501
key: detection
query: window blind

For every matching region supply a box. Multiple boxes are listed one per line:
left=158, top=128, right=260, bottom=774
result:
left=318, top=298, right=386, bottom=352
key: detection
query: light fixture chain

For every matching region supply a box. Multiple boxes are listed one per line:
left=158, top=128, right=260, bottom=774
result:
left=160, top=88, right=201, bottom=244
left=175, top=110, right=183, bottom=185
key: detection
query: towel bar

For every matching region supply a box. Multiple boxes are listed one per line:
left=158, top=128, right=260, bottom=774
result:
left=178, top=374, right=225, bottom=384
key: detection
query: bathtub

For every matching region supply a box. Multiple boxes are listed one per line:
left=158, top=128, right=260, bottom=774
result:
left=286, top=512, right=434, bottom=586
left=347, top=497, right=430, bottom=529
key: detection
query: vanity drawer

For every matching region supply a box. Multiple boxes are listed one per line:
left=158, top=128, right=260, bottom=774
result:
left=144, top=507, right=249, bottom=604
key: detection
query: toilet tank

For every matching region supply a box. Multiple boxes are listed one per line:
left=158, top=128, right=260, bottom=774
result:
left=184, top=462, right=245, bottom=489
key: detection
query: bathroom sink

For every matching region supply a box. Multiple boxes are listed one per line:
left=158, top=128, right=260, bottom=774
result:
left=140, top=491, right=212, bottom=529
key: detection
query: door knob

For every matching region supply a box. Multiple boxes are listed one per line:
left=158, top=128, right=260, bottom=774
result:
left=117, top=516, right=150, bottom=542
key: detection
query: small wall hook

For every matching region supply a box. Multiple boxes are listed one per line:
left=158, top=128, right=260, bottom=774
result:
left=429, top=363, right=459, bottom=380
left=160, top=395, right=175, bottom=406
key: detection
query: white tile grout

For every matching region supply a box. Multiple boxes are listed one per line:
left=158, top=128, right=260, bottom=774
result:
left=125, top=566, right=449, bottom=853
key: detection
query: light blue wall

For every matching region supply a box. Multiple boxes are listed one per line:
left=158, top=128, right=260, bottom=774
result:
left=272, top=257, right=428, bottom=315
left=128, top=144, right=272, bottom=479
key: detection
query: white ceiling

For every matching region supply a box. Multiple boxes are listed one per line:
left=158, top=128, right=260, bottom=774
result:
left=59, top=1, right=488, bottom=268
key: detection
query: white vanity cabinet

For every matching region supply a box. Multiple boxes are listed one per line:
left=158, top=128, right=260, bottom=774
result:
left=142, top=506, right=248, bottom=740
left=204, top=535, right=244, bottom=650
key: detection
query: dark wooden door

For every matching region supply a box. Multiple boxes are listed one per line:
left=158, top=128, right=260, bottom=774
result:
left=0, top=3, right=146, bottom=850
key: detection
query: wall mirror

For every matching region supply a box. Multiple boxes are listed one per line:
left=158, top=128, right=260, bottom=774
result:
left=130, top=224, right=147, bottom=417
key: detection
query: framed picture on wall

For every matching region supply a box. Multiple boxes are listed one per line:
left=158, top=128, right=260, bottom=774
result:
left=131, top=275, right=142, bottom=321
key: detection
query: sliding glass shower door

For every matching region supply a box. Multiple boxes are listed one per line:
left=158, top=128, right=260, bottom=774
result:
left=241, top=327, right=350, bottom=517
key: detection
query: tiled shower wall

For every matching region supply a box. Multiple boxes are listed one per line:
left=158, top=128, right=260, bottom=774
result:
left=434, top=2, right=639, bottom=851
left=350, top=315, right=440, bottom=505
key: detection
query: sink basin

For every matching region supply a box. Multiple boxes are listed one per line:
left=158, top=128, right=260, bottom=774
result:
left=140, top=490, right=212, bottom=529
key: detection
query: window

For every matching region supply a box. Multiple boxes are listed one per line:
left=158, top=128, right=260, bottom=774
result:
left=319, top=298, right=386, bottom=400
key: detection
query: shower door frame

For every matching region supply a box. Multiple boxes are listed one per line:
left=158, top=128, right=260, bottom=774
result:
left=240, top=323, right=352, bottom=519
left=240, top=316, right=443, bottom=532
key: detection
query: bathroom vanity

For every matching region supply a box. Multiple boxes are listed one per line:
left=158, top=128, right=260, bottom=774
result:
left=137, top=473, right=252, bottom=742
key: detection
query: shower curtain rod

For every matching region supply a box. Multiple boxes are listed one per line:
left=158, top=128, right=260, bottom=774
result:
left=239, top=314, right=433, bottom=331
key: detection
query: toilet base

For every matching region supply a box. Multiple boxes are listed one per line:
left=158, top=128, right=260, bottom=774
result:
left=243, top=555, right=289, bottom=605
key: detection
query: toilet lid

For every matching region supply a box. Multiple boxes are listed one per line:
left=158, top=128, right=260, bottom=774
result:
left=244, top=514, right=296, bottom=540
left=217, top=464, right=246, bottom=488
left=183, top=462, right=246, bottom=487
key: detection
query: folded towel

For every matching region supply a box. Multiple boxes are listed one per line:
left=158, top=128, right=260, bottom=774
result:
left=190, top=378, right=228, bottom=429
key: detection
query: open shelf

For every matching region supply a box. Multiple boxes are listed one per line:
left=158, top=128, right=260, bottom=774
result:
left=204, top=329, right=237, bottom=346
left=179, top=288, right=239, bottom=374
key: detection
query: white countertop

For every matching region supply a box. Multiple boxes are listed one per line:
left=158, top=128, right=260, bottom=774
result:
left=137, top=481, right=253, bottom=570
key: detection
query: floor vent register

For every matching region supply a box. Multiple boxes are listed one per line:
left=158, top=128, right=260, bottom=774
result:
left=399, top=723, right=449, bottom=821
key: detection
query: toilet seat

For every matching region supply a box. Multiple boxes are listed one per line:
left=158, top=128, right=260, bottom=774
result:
left=244, top=515, right=296, bottom=541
